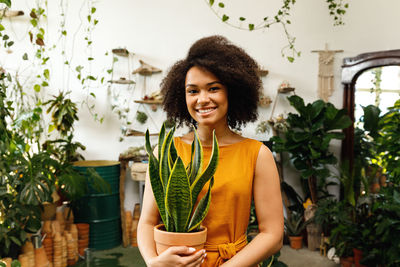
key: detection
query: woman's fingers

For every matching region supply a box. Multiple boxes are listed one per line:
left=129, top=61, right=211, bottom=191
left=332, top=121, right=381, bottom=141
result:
left=166, top=246, right=197, bottom=256
left=186, top=250, right=206, bottom=267
left=181, top=249, right=206, bottom=266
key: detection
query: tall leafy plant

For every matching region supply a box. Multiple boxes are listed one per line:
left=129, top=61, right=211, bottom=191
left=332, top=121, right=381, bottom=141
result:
left=145, top=124, right=219, bottom=233
left=270, top=95, right=352, bottom=203
left=377, top=99, right=400, bottom=185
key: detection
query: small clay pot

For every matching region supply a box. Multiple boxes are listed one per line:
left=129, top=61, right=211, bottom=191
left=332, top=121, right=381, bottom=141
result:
left=289, top=236, right=303, bottom=250
left=153, top=224, right=207, bottom=255
left=340, top=256, right=354, bottom=267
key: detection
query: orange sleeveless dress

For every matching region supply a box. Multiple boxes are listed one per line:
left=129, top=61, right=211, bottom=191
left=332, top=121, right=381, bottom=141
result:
left=174, top=137, right=262, bottom=267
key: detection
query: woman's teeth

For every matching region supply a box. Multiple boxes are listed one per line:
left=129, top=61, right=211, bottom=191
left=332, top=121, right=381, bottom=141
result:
left=198, top=108, right=215, bottom=113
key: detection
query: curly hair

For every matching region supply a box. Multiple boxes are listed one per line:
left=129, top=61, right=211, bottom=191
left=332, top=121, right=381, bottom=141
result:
left=161, top=35, right=261, bottom=130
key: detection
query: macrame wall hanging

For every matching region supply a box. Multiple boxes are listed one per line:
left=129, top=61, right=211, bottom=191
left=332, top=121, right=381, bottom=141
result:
left=312, top=44, right=343, bottom=102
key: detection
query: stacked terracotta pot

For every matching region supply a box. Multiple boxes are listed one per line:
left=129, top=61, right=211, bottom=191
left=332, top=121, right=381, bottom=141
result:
left=130, top=203, right=141, bottom=247
left=20, top=241, right=35, bottom=266
left=76, top=223, right=90, bottom=256
left=52, top=232, right=63, bottom=267
left=42, top=221, right=53, bottom=263
left=125, top=210, right=133, bottom=244
left=0, top=258, right=12, bottom=266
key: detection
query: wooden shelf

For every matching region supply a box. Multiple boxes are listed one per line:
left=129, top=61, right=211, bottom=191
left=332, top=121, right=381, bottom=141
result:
left=125, top=129, right=158, bottom=137
left=134, top=99, right=163, bottom=104
left=258, top=69, right=269, bottom=77
left=112, top=48, right=130, bottom=57
left=108, top=79, right=135, bottom=84
left=278, top=87, right=295, bottom=94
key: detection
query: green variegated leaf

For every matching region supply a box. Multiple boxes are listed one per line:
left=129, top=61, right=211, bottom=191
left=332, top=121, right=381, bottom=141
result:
left=160, top=127, right=175, bottom=190
left=189, top=128, right=203, bottom=184
left=168, top=138, right=178, bottom=170
left=186, top=139, right=195, bottom=180
left=188, top=177, right=214, bottom=232
left=158, top=123, right=166, bottom=161
left=191, top=130, right=218, bottom=206
left=145, top=130, right=167, bottom=225
left=165, top=157, right=192, bottom=232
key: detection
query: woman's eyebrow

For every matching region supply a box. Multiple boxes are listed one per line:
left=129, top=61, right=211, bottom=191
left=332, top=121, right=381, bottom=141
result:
left=185, top=81, right=222, bottom=88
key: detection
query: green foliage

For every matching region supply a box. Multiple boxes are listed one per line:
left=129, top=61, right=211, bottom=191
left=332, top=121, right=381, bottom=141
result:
left=270, top=95, right=352, bottom=203
left=145, top=124, right=219, bottom=232
left=284, top=211, right=312, bottom=236
left=377, top=99, right=400, bottom=184
left=314, top=197, right=350, bottom=236
left=0, top=0, right=11, bottom=8
left=136, top=111, right=148, bottom=124
left=207, top=0, right=349, bottom=61
left=44, top=92, right=79, bottom=136
left=360, top=187, right=400, bottom=266
left=261, top=251, right=288, bottom=267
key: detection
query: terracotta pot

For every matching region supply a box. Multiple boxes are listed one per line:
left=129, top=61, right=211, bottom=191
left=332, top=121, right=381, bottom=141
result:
left=340, top=256, right=354, bottom=267
left=76, top=223, right=90, bottom=232
left=353, top=248, right=367, bottom=267
left=153, top=224, right=207, bottom=255
left=1, top=258, right=12, bottom=266
left=34, top=247, right=50, bottom=267
left=288, top=236, right=303, bottom=250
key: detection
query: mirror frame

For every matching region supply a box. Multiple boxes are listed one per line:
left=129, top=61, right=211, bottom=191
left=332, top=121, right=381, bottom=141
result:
left=341, top=49, right=400, bottom=167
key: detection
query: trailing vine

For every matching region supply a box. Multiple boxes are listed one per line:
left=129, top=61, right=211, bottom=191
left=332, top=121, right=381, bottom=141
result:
left=206, top=0, right=349, bottom=62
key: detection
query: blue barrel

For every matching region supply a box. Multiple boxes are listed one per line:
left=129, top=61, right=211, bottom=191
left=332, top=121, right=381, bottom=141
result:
left=72, top=160, right=122, bottom=250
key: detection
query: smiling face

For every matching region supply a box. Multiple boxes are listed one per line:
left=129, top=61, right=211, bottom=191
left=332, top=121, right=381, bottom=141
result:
left=185, top=66, right=228, bottom=129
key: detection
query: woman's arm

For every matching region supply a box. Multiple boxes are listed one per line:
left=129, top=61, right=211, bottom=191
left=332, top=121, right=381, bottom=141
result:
left=222, top=144, right=284, bottom=267
left=137, top=147, right=206, bottom=267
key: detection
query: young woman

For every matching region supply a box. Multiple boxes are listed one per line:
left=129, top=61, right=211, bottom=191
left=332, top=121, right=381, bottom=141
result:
left=137, top=35, right=283, bottom=267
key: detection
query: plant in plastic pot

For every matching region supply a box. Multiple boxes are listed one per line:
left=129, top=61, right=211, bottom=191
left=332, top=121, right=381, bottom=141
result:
left=145, top=124, right=219, bottom=254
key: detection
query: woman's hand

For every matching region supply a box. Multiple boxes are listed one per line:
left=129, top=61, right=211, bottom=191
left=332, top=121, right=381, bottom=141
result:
left=147, top=246, right=206, bottom=267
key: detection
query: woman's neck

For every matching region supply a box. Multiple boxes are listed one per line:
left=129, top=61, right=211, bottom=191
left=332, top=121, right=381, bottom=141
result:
left=196, top=123, right=237, bottom=146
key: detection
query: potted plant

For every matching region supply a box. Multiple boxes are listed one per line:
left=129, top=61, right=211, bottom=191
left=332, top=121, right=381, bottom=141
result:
left=284, top=211, right=311, bottom=250
left=144, top=124, right=219, bottom=254
left=270, top=95, right=352, bottom=204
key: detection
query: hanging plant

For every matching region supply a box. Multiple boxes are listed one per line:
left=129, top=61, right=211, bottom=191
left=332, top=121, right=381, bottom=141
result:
left=136, top=111, right=148, bottom=124
left=206, top=0, right=349, bottom=62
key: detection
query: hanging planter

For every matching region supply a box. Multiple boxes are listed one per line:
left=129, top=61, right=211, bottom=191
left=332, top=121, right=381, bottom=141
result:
left=136, top=111, right=148, bottom=124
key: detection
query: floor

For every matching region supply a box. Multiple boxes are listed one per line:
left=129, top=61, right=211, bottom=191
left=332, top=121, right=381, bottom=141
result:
left=73, top=244, right=340, bottom=267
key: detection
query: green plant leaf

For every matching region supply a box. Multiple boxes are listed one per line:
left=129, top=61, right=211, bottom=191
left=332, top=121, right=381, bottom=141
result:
left=311, top=100, right=325, bottom=119
left=209, top=0, right=214, bottom=6
left=218, top=2, right=224, bottom=8
left=189, top=128, right=203, bottom=184
left=34, top=84, right=41, bottom=92
left=158, top=123, right=166, bottom=161
left=222, top=14, right=229, bottom=22
left=11, top=260, right=21, bottom=267
left=9, top=236, right=22, bottom=246
left=190, top=130, right=218, bottom=207
left=165, top=157, right=191, bottom=232
left=0, top=0, right=11, bottom=8
left=145, top=130, right=168, bottom=226
left=248, top=24, right=255, bottom=31
left=288, top=95, right=305, bottom=114
left=362, top=105, right=381, bottom=137
left=160, top=128, right=175, bottom=190
left=188, top=177, right=214, bottom=232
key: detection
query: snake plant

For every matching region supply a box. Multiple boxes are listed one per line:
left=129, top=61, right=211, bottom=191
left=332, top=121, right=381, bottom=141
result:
left=145, top=124, right=219, bottom=233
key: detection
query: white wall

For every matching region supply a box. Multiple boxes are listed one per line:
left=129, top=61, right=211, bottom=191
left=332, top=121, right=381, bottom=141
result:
left=2, top=0, right=400, bottom=208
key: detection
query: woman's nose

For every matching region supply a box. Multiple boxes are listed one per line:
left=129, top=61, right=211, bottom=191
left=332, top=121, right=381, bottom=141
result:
left=197, top=90, right=210, bottom=104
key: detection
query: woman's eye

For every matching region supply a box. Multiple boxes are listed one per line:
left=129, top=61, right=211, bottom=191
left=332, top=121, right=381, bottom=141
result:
left=187, top=89, right=198, bottom=94
left=210, top=87, right=219, bottom=91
